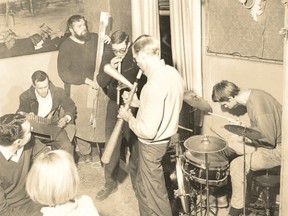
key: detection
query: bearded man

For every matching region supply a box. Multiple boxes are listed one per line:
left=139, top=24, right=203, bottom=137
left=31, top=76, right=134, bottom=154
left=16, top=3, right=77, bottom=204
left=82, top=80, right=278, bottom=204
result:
left=57, top=15, right=109, bottom=163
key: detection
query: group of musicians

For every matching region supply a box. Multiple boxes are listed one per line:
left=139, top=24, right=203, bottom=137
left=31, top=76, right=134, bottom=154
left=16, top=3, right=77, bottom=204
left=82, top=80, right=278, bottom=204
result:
left=0, top=14, right=283, bottom=216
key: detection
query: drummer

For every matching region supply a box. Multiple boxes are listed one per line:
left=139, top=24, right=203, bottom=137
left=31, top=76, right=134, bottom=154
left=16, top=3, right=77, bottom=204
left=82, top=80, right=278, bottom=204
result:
left=212, top=80, right=282, bottom=216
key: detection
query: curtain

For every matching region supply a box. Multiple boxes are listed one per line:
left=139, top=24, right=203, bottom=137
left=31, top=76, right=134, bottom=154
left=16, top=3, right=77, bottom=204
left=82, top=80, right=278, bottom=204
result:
left=131, top=0, right=160, bottom=42
left=169, top=0, right=202, bottom=95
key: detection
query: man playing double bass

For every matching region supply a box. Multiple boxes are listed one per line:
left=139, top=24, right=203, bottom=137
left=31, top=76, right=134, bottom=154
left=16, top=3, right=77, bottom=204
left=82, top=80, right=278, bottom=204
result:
left=57, top=15, right=110, bottom=163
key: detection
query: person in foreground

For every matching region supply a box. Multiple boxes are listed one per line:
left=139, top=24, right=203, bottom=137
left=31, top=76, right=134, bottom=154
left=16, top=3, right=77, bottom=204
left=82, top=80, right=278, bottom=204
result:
left=17, top=70, right=76, bottom=156
left=0, top=113, right=48, bottom=216
left=212, top=80, right=282, bottom=216
left=96, top=30, right=146, bottom=200
left=118, top=35, right=184, bottom=216
left=26, top=149, right=99, bottom=216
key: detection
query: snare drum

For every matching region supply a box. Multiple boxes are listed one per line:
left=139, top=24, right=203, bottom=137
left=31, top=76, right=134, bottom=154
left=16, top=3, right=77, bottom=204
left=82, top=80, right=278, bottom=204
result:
left=183, top=151, right=229, bottom=186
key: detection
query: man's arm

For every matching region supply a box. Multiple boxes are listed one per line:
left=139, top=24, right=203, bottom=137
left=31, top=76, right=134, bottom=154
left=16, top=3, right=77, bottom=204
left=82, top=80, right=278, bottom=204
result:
left=17, top=92, right=33, bottom=114
left=57, top=88, right=76, bottom=122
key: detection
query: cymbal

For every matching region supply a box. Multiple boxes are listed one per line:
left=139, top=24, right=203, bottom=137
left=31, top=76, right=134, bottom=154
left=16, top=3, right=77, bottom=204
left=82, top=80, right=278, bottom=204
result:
left=183, top=91, right=212, bottom=112
left=184, top=135, right=227, bottom=153
left=224, top=124, right=265, bottom=140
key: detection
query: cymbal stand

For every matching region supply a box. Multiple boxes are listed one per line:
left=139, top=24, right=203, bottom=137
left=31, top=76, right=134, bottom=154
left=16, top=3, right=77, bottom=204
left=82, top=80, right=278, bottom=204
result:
left=198, top=153, right=216, bottom=216
left=205, top=153, right=210, bottom=216
left=242, top=128, right=247, bottom=216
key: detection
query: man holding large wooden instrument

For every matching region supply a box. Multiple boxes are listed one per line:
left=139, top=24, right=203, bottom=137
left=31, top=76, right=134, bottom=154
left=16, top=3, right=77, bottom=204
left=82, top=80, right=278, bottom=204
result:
left=57, top=14, right=110, bottom=163
left=17, top=70, right=76, bottom=157
left=118, top=35, right=184, bottom=216
left=96, top=30, right=146, bottom=200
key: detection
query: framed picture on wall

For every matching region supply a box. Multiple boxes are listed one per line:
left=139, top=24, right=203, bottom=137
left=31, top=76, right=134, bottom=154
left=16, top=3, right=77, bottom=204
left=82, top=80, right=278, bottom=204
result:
left=0, top=0, right=93, bottom=59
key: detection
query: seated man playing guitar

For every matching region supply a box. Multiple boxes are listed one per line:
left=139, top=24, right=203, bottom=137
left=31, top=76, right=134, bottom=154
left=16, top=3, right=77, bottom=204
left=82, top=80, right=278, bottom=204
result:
left=212, top=80, right=282, bottom=216
left=17, top=70, right=76, bottom=157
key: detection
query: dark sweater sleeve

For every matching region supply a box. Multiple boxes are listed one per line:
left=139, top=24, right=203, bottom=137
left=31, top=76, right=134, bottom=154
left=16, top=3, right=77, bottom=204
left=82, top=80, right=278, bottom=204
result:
left=57, top=43, right=76, bottom=84
left=17, top=91, right=33, bottom=114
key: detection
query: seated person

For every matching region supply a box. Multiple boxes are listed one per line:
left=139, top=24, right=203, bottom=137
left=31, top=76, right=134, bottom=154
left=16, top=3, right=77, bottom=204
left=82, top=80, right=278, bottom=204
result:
left=212, top=80, right=282, bottom=216
left=17, top=70, right=76, bottom=157
left=26, top=150, right=99, bottom=216
left=0, top=113, right=49, bottom=216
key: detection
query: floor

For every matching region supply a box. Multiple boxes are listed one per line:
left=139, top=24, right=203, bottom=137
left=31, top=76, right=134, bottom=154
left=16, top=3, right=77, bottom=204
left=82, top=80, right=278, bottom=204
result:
left=77, top=159, right=139, bottom=216
left=76, top=147, right=279, bottom=216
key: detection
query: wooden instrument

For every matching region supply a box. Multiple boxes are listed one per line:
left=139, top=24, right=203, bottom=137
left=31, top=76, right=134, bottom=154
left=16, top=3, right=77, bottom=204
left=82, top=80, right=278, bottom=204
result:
left=21, top=109, right=61, bottom=141
left=101, top=69, right=143, bottom=164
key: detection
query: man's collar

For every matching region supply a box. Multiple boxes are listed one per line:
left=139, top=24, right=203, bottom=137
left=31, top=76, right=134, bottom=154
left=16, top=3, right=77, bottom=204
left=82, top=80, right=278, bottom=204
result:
left=0, top=145, right=24, bottom=162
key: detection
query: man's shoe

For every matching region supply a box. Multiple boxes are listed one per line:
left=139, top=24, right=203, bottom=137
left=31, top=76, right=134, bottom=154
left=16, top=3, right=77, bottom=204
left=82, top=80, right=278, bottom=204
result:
left=95, top=185, right=118, bottom=200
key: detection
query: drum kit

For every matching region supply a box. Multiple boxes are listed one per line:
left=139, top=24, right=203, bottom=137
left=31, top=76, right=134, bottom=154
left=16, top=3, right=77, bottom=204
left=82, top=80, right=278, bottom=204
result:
left=173, top=91, right=267, bottom=215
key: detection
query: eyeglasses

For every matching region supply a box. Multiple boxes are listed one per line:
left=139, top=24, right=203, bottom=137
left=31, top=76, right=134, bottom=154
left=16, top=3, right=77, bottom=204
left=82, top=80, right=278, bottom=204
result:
left=112, top=48, right=127, bottom=55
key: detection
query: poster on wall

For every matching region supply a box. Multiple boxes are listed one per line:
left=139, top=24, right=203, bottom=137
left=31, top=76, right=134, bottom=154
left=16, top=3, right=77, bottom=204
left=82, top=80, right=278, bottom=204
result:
left=0, top=0, right=100, bottom=59
left=206, top=0, right=284, bottom=62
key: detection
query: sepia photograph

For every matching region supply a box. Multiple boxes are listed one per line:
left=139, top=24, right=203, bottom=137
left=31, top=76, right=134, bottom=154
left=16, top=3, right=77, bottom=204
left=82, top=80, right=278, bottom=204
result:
left=0, top=0, right=286, bottom=215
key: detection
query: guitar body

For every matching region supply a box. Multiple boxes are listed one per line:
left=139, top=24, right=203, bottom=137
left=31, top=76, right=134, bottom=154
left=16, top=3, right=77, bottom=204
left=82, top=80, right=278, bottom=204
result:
left=23, top=111, right=62, bottom=141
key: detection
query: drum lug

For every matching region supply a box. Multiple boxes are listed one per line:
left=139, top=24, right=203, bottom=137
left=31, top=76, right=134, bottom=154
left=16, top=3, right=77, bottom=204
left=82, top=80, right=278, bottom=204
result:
left=170, top=154, right=176, bottom=162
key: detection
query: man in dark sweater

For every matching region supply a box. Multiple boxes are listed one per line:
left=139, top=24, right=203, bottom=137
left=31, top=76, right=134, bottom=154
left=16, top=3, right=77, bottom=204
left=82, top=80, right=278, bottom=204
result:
left=57, top=15, right=110, bottom=163
left=0, top=113, right=49, bottom=216
left=96, top=30, right=146, bottom=200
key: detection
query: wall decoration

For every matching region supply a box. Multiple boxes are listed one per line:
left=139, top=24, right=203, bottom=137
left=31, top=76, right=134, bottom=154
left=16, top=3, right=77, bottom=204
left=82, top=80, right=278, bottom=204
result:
left=206, top=0, right=284, bottom=62
left=0, top=0, right=95, bottom=59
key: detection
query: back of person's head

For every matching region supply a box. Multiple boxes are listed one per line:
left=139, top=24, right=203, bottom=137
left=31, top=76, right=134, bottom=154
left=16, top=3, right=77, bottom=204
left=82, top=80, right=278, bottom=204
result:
left=111, top=30, right=129, bottom=45
left=132, top=35, right=160, bottom=56
left=212, top=80, right=240, bottom=102
left=0, top=113, right=26, bottom=146
left=31, top=70, right=49, bottom=85
left=66, top=15, right=86, bottom=31
left=26, top=150, right=79, bottom=206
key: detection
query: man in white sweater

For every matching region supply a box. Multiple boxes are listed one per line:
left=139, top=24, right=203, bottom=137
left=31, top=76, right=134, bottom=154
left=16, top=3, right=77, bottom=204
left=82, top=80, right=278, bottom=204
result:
left=119, top=35, right=184, bottom=216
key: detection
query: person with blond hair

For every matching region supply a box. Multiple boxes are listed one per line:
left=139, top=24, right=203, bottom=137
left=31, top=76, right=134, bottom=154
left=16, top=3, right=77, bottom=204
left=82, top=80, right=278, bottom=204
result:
left=26, top=150, right=99, bottom=216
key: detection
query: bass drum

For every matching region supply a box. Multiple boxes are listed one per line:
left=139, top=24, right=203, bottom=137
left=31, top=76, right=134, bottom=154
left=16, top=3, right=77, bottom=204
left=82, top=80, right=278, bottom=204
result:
left=175, top=142, right=192, bottom=214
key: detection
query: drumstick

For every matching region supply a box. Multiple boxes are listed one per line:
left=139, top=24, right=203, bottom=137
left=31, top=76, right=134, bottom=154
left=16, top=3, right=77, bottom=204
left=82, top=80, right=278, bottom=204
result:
left=209, top=127, right=225, bottom=140
left=178, top=125, right=193, bottom=132
left=208, top=112, right=237, bottom=122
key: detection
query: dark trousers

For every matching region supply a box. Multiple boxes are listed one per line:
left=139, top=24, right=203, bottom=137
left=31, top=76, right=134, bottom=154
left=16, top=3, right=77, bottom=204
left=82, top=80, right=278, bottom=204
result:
left=134, top=140, right=173, bottom=216
left=44, top=129, right=74, bottom=156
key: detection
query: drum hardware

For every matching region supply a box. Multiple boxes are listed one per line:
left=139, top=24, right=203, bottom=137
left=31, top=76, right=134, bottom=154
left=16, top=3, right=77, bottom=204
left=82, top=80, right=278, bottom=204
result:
left=182, top=135, right=227, bottom=216
left=184, top=135, right=227, bottom=153
left=183, top=90, right=212, bottom=112
left=224, top=124, right=265, bottom=140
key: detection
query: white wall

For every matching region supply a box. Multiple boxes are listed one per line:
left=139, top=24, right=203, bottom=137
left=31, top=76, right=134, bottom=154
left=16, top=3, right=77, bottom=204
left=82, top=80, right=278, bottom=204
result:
left=202, top=54, right=284, bottom=138
left=0, top=51, right=63, bottom=115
